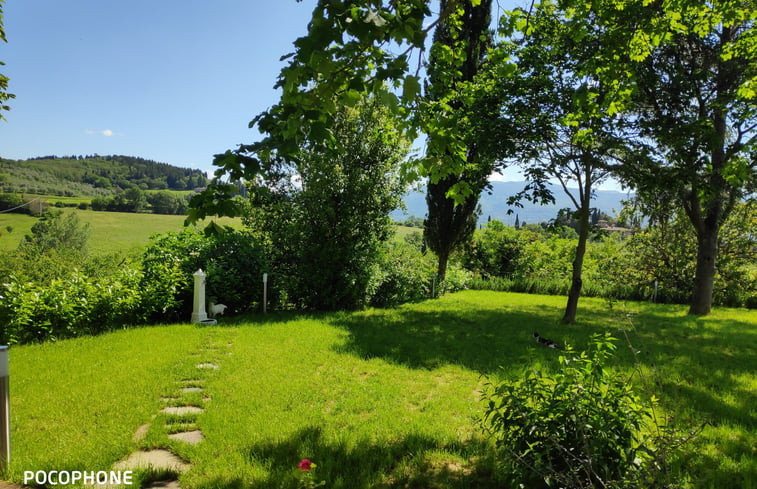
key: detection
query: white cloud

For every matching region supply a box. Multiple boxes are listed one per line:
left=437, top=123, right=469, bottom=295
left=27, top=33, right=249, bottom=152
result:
left=101, top=129, right=113, bottom=137
left=84, top=129, right=95, bottom=135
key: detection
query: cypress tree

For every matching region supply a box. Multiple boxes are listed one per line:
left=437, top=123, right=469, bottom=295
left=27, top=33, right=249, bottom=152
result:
left=423, top=0, right=493, bottom=284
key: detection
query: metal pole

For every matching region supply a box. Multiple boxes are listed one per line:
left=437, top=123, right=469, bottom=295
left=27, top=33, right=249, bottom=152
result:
left=262, top=273, right=268, bottom=314
left=0, top=345, right=10, bottom=469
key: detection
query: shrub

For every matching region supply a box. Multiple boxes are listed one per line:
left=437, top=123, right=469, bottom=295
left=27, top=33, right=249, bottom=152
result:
left=370, top=240, right=435, bottom=307
left=140, top=229, right=269, bottom=320
left=480, top=334, right=675, bottom=489
left=0, top=266, right=144, bottom=345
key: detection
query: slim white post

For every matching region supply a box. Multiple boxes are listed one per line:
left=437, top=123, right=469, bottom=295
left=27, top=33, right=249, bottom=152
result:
left=653, top=280, right=658, bottom=303
left=0, top=345, right=9, bottom=469
left=262, top=273, right=268, bottom=314
left=191, top=269, right=208, bottom=323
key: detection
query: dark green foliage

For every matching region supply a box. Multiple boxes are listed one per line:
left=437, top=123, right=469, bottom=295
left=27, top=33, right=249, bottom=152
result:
left=18, top=210, right=90, bottom=259
left=140, top=229, right=269, bottom=320
left=147, top=191, right=188, bottom=215
left=0, top=192, right=31, bottom=214
left=462, top=220, right=526, bottom=279
left=241, top=101, right=409, bottom=311
left=394, top=215, right=424, bottom=228
left=0, top=155, right=208, bottom=197
left=481, top=334, right=672, bottom=489
left=370, top=240, right=435, bottom=307
left=423, top=0, right=494, bottom=284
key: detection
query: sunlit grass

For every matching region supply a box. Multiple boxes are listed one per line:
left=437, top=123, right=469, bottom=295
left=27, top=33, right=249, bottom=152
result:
left=0, top=209, right=241, bottom=255
left=6, top=291, right=756, bottom=488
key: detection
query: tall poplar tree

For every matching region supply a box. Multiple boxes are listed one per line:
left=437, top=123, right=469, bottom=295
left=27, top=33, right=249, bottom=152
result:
left=423, top=0, right=494, bottom=284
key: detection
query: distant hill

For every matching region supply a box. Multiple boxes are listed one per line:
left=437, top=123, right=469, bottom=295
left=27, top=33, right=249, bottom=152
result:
left=0, top=155, right=209, bottom=197
left=392, top=181, right=634, bottom=225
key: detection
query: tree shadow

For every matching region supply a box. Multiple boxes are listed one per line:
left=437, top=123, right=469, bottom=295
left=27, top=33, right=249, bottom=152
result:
left=332, top=298, right=756, bottom=426
left=197, top=426, right=499, bottom=489
left=331, top=301, right=612, bottom=374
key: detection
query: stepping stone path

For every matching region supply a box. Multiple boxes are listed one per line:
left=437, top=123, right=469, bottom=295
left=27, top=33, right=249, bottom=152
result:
left=168, top=430, right=204, bottom=444
left=113, top=450, right=190, bottom=473
left=161, top=406, right=205, bottom=415
left=109, top=341, right=232, bottom=489
left=133, top=423, right=150, bottom=442
left=195, top=362, right=219, bottom=370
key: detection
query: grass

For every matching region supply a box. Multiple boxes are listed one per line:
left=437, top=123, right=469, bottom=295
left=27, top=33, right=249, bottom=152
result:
left=1, top=210, right=412, bottom=255
left=6, top=291, right=757, bottom=488
left=0, top=209, right=241, bottom=255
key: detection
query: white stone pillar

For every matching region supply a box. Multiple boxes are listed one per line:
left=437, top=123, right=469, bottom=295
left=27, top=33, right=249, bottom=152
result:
left=191, top=269, right=208, bottom=323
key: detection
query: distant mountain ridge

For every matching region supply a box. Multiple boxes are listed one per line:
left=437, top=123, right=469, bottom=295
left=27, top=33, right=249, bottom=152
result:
left=392, top=181, right=634, bottom=225
left=0, top=155, right=209, bottom=197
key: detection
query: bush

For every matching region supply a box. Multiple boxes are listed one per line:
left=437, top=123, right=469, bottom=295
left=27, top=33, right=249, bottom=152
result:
left=140, top=229, right=269, bottom=320
left=0, top=266, right=144, bottom=345
left=481, top=334, right=674, bottom=489
left=370, top=240, right=435, bottom=307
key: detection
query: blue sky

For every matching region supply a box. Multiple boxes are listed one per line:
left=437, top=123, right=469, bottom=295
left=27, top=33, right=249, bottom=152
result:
left=0, top=0, right=624, bottom=190
left=0, top=0, right=319, bottom=174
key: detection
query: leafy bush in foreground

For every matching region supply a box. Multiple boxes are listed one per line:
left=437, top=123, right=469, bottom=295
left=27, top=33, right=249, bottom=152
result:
left=481, top=334, right=680, bottom=489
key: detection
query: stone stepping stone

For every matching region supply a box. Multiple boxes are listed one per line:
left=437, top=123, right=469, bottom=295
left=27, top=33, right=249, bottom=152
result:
left=133, top=423, right=150, bottom=442
left=161, top=406, right=204, bottom=415
left=113, top=450, right=189, bottom=473
left=181, top=387, right=203, bottom=393
left=168, top=430, right=204, bottom=444
left=144, top=481, right=181, bottom=489
left=0, top=482, right=28, bottom=489
left=196, top=363, right=219, bottom=369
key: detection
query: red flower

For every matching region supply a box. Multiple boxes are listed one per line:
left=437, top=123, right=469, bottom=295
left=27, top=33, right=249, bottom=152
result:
left=298, top=459, right=313, bottom=471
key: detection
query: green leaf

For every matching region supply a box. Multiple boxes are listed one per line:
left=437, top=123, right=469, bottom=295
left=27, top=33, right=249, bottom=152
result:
left=402, top=75, right=421, bottom=100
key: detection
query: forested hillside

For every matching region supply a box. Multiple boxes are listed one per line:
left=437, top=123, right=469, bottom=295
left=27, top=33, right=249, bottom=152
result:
left=0, top=155, right=209, bottom=196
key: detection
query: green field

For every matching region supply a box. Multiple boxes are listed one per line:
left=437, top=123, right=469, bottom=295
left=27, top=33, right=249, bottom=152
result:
left=7, top=291, right=756, bottom=488
left=0, top=210, right=416, bottom=255
left=0, top=209, right=241, bottom=255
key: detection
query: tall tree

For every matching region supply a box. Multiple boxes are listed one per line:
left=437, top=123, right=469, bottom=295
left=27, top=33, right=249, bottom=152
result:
left=483, top=1, right=630, bottom=323
left=557, top=0, right=757, bottom=315
left=423, top=0, right=493, bottom=284
left=626, top=9, right=756, bottom=315
left=0, top=0, right=14, bottom=121
left=240, top=99, right=409, bottom=310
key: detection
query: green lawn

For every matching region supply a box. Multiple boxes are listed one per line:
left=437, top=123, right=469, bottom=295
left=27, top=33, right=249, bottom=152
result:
left=0, top=210, right=241, bottom=255
left=6, top=291, right=757, bottom=488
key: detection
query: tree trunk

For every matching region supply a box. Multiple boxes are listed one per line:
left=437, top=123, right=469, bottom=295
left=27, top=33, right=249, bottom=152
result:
left=562, top=202, right=591, bottom=324
left=437, top=249, right=449, bottom=288
left=689, top=222, right=718, bottom=315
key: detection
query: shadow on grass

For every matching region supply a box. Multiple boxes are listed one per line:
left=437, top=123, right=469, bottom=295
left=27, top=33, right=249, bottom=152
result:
left=196, top=426, right=499, bottom=489
left=331, top=301, right=612, bottom=374
left=332, top=298, right=756, bottom=426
